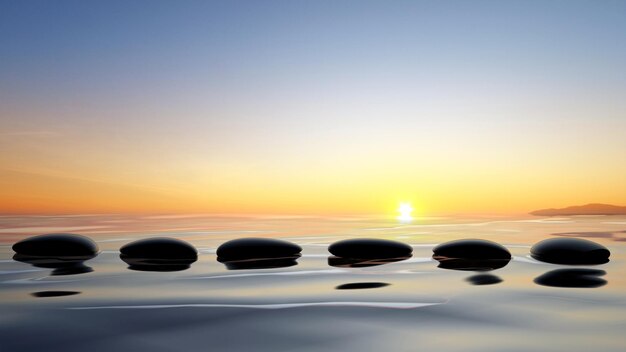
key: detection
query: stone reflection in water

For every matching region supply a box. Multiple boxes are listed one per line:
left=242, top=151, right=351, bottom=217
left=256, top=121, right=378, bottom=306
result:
left=31, top=291, right=81, bottom=298
left=534, top=268, right=607, bottom=288
left=435, top=258, right=511, bottom=271
left=120, top=256, right=196, bottom=272
left=218, top=256, right=300, bottom=270
left=13, top=254, right=95, bottom=276
left=48, top=263, right=93, bottom=275
left=328, top=256, right=410, bottom=268
left=466, top=274, right=503, bottom=285
left=335, top=282, right=390, bottom=290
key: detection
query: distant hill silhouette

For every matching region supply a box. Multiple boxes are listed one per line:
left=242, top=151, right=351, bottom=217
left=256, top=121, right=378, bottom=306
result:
left=531, top=203, right=626, bottom=216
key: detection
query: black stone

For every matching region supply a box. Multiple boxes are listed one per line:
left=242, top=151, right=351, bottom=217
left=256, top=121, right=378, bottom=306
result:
left=534, top=269, right=607, bottom=288
left=328, top=239, right=412, bottom=260
left=12, top=233, right=99, bottom=258
left=216, top=238, right=302, bottom=261
left=328, top=255, right=410, bottom=268
left=335, top=282, right=390, bottom=290
left=433, top=239, right=511, bottom=260
left=466, top=274, right=503, bottom=286
left=120, top=237, right=198, bottom=264
left=12, top=234, right=98, bottom=276
left=433, top=239, right=511, bottom=271
left=531, top=238, right=610, bottom=265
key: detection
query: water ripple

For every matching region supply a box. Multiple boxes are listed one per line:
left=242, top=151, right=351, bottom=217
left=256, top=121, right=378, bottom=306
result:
left=184, top=269, right=346, bottom=280
left=69, top=301, right=444, bottom=310
left=0, top=269, right=45, bottom=275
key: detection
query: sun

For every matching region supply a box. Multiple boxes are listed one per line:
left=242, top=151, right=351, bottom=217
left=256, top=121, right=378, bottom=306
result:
left=397, top=202, right=414, bottom=222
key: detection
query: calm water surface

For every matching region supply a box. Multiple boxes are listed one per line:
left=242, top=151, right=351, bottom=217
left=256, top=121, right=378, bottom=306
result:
left=1, top=214, right=626, bottom=351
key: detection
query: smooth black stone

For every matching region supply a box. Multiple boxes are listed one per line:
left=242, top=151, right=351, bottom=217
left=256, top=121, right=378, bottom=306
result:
left=531, top=238, right=610, bottom=265
left=335, top=282, right=390, bottom=290
left=328, top=239, right=413, bottom=260
left=534, top=269, right=607, bottom=288
left=13, top=254, right=94, bottom=276
left=12, top=233, right=99, bottom=258
left=436, top=257, right=510, bottom=271
left=31, top=291, right=81, bottom=298
left=466, top=274, right=503, bottom=285
left=220, top=256, right=299, bottom=270
left=216, top=238, right=302, bottom=261
left=120, top=238, right=198, bottom=262
left=328, top=255, right=410, bottom=268
left=432, top=239, right=511, bottom=260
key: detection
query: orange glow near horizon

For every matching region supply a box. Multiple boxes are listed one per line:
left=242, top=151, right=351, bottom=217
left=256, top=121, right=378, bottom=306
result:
left=1, top=151, right=625, bottom=217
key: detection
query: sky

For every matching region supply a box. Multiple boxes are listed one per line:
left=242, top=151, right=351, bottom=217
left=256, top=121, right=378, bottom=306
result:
left=1, top=0, right=625, bottom=216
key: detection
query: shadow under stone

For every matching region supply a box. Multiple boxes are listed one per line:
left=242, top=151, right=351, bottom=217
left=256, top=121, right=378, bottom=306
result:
left=466, top=274, right=503, bottom=286
left=31, top=291, right=81, bottom=298
left=534, top=268, right=607, bottom=288
left=335, top=282, right=390, bottom=290
left=218, top=255, right=300, bottom=270
left=328, top=256, right=411, bottom=268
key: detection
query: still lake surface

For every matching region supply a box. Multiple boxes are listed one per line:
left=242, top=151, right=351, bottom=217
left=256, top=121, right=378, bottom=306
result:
left=1, top=214, right=626, bottom=351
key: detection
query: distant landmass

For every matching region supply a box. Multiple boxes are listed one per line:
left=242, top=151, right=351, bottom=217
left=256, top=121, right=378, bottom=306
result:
left=531, top=203, right=626, bottom=216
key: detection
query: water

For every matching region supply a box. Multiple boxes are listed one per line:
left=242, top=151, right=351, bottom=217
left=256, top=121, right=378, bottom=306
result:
left=1, top=214, right=626, bottom=351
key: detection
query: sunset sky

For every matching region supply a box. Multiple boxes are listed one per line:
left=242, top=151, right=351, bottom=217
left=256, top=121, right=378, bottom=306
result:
left=1, top=0, right=625, bottom=216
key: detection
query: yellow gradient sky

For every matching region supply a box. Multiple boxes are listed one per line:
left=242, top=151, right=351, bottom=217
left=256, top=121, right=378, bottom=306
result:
left=1, top=1, right=625, bottom=216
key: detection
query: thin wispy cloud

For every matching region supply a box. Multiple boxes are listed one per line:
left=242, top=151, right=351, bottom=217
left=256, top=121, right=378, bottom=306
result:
left=0, top=131, right=60, bottom=137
